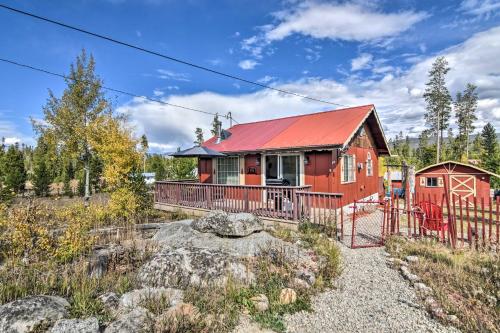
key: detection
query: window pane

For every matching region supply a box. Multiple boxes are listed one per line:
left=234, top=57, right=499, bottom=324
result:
left=217, top=157, right=239, bottom=185
left=281, top=155, right=298, bottom=186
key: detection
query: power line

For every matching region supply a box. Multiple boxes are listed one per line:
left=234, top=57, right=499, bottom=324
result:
left=0, top=57, right=239, bottom=123
left=0, top=3, right=349, bottom=108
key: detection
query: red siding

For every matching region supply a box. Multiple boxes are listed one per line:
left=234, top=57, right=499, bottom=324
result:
left=330, top=144, right=380, bottom=205
left=415, top=164, right=491, bottom=202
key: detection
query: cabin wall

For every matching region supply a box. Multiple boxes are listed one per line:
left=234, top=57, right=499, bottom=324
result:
left=302, top=124, right=381, bottom=204
left=415, top=164, right=491, bottom=202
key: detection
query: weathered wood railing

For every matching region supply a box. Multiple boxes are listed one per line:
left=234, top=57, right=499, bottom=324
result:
left=296, top=191, right=343, bottom=226
left=155, top=181, right=342, bottom=221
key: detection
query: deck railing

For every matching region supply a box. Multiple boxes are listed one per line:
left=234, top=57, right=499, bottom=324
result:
left=155, top=181, right=342, bottom=221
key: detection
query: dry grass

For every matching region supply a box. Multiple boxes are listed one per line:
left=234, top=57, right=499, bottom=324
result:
left=386, top=236, right=499, bottom=332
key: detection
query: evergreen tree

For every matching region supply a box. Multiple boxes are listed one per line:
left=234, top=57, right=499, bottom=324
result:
left=147, top=154, right=167, bottom=180
left=415, top=130, right=436, bottom=168
left=481, top=123, right=499, bottom=173
left=3, top=144, right=27, bottom=194
left=210, top=114, right=221, bottom=136
left=423, top=56, right=452, bottom=163
left=194, top=127, right=204, bottom=145
left=32, top=138, right=51, bottom=196
left=89, top=155, right=103, bottom=193
left=140, top=134, right=148, bottom=173
left=0, top=137, right=5, bottom=182
left=454, top=83, right=478, bottom=160
left=63, top=162, right=75, bottom=197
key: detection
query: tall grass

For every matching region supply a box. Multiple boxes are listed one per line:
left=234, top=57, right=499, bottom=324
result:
left=386, top=236, right=499, bottom=333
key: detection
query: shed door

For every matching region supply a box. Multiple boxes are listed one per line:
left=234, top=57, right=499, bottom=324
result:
left=450, top=175, right=476, bottom=204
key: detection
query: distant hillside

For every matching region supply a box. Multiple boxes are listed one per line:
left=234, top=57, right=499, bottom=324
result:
left=390, top=133, right=500, bottom=149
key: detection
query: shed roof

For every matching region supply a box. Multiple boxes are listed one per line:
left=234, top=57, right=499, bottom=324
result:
left=203, top=105, right=390, bottom=154
left=416, top=160, right=500, bottom=178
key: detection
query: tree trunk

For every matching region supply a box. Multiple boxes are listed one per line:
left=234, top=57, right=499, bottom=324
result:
left=84, top=159, right=90, bottom=207
left=436, top=110, right=441, bottom=163
left=465, top=130, right=469, bottom=161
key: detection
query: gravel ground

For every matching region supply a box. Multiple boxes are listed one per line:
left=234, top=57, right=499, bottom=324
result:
left=285, top=244, right=460, bottom=333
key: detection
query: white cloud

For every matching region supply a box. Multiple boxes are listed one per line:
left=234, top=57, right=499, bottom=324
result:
left=156, top=69, right=190, bottom=81
left=153, top=89, right=164, bottom=97
left=238, top=59, right=259, bottom=70
left=257, top=75, right=275, bottom=83
left=4, top=137, right=21, bottom=145
left=460, top=0, right=500, bottom=16
left=136, top=30, right=142, bottom=37
left=265, top=2, right=427, bottom=42
left=121, top=26, right=500, bottom=150
left=351, top=53, right=373, bottom=71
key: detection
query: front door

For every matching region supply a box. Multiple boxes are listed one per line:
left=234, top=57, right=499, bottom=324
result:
left=265, top=154, right=300, bottom=186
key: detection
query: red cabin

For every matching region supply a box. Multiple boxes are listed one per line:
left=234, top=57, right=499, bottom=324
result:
left=198, top=105, right=390, bottom=204
left=415, top=161, right=498, bottom=205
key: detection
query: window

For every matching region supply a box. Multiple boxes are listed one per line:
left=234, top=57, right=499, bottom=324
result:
left=342, top=155, right=355, bottom=183
left=265, top=154, right=300, bottom=186
left=366, top=152, right=373, bottom=176
left=426, top=177, right=438, bottom=187
left=217, top=157, right=239, bottom=185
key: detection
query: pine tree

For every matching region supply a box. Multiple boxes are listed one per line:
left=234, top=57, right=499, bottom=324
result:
left=423, top=56, right=452, bottom=163
left=147, top=154, right=167, bottom=181
left=63, top=162, right=74, bottom=197
left=454, top=83, right=478, bottom=160
left=140, top=134, right=148, bottom=173
left=32, top=138, right=51, bottom=196
left=416, top=130, right=436, bottom=168
left=210, top=114, right=221, bottom=136
left=3, top=144, right=27, bottom=194
left=89, top=155, right=103, bottom=193
left=481, top=123, right=498, bottom=173
left=194, top=127, right=204, bottom=145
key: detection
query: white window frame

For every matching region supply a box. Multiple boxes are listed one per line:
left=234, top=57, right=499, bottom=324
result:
left=366, top=152, right=373, bottom=177
left=341, top=154, right=356, bottom=184
left=216, top=156, right=240, bottom=185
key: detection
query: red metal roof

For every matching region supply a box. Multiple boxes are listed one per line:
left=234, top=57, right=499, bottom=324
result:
left=203, top=104, right=385, bottom=153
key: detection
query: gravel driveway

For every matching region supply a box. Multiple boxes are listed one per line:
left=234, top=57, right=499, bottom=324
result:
left=285, top=244, right=460, bottom=333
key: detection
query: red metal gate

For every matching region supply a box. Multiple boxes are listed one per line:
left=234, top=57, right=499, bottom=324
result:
left=350, top=200, right=388, bottom=248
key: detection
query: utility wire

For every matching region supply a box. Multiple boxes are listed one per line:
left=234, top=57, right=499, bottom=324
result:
left=0, top=57, right=239, bottom=122
left=0, top=3, right=349, bottom=108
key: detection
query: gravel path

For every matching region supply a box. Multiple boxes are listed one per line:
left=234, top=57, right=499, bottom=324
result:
left=285, top=244, right=460, bottom=333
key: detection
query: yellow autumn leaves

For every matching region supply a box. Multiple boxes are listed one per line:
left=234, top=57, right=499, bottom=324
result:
left=0, top=203, right=111, bottom=263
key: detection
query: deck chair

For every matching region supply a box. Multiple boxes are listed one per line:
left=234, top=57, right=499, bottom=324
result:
left=415, top=201, right=448, bottom=241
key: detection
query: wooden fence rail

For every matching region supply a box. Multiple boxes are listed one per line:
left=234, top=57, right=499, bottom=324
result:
left=155, top=181, right=343, bottom=222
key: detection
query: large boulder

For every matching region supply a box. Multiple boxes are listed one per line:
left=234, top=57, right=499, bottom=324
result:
left=119, top=287, right=183, bottom=309
left=138, top=246, right=254, bottom=288
left=0, top=296, right=70, bottom=333
left=192, top=211, right=264, bottom=237
left=104, top=307, right=152, bottom=333
left=153, top=220, right=306, bottom=259
left=50, top=318, right=99, bottom=333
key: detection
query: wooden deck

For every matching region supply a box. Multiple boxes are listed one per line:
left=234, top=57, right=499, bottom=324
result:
left=155, top=181, right=343, bottom=223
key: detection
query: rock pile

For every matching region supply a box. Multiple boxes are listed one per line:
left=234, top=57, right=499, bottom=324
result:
left=0, top=211, right=317, bottom=332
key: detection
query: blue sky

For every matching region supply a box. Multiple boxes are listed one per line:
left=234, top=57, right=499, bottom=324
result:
left=1, top=0, right=500, bottom=152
